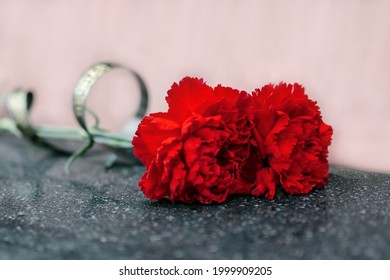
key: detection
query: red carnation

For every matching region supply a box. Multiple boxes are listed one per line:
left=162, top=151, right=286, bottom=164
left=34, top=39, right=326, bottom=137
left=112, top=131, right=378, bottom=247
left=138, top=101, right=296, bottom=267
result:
left=249, top=83, right=333, bottom=199
left=132, top=77, right=254, bottom=203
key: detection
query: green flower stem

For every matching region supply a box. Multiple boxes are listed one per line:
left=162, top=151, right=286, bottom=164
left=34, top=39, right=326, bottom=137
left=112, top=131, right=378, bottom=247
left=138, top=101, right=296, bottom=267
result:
left=33, top=125, right=132, bottom=149
left=0, top=117, right=133, bottom=173
left=0, top=117, right=132, bottom=163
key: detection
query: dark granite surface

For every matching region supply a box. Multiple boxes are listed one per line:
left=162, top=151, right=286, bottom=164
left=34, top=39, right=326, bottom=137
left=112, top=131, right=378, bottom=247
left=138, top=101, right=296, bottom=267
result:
left=0, top=134, right=389, bottom=259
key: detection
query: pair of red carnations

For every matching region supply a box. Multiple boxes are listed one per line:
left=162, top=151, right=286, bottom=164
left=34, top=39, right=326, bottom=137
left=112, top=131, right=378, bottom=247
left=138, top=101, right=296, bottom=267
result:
left=132, top=77, right=333, bottom=204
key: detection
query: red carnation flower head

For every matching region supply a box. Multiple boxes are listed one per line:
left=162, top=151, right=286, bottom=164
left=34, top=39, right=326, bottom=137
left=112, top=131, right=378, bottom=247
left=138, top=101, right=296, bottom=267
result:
left=249, top=82, right=333, bottom=199
left=132, top=77, right=254, bottom=204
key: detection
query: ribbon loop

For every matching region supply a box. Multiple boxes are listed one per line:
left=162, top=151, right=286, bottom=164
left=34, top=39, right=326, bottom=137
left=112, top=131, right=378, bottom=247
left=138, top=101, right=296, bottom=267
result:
left=72, top=62, right=148, bottom=138
left=5, top=89, right=69, bottom=154
left=6, top=89, right=36, bottom=139
left=71, top=62, right=149, bottom=167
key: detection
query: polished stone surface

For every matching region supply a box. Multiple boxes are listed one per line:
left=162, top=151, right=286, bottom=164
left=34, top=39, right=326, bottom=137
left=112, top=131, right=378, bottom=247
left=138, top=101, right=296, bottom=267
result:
left=0, top=135, right=389, bottom=259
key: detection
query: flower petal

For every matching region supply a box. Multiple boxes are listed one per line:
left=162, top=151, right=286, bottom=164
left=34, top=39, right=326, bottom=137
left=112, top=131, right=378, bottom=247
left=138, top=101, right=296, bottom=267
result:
left=132, top=112, right=180, bottom=166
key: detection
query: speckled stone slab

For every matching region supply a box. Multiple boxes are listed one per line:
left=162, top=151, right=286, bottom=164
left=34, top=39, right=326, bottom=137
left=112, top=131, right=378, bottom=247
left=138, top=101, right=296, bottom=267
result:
left=0, top=135, right=389, bottom=259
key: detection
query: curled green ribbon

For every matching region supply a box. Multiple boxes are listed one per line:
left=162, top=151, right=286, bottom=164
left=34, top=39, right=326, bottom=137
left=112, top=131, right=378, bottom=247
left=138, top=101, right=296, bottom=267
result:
left=0, top=62, right=149, bottom=173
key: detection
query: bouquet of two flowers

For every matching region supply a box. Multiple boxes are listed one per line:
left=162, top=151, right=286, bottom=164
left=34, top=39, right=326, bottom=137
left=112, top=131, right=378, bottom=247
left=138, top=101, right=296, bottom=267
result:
left=133, top=77, right=332, bottom=204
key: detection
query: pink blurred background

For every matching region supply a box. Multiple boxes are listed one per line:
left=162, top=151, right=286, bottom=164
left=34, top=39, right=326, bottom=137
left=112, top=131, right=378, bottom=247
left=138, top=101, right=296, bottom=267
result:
left=0, top=0, right=389, bottom=173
